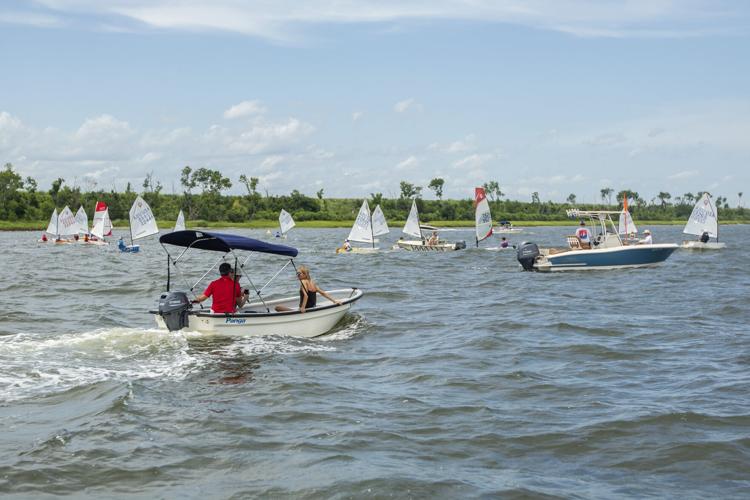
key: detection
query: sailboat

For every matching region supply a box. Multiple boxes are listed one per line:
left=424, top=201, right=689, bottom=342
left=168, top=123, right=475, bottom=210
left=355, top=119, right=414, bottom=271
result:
left=42, top=206, right=78, bottom=243
left=120, top=195, right=159, bottom=253
left=174, top=210, right=186, bottom=232
left=396, top=200, right=465, bottom=251
left=278, top=209, right=295, bottom=238
left=336, top=200, right=389, bottom=253
left=90, top=201, right=112, bottom=245
left=74, top=206, right=88, bottom=236
left=474, top=187, right=493, bottom=247
left=681, top=193, right=726, bottom=250
left=618, top=197, right=639, bottom=243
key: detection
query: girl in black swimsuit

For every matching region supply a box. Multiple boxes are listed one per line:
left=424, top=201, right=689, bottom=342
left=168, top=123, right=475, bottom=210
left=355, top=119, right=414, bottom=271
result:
left=276, top=266, right=342, bottom=313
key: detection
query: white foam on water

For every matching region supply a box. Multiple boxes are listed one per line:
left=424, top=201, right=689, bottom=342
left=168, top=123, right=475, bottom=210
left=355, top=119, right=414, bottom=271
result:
left=0, top=328, right=205, bottom=402
left=318, top=315, right=368, bottom=341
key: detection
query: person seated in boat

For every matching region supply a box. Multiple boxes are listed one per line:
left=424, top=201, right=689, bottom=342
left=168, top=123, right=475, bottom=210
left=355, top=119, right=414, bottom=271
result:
left=83, top=233, right=89, bottom=243
left=117, top=237, right=127, bottom=251
left=500, top=237, right=509, bottom=248
left=342, top=239, right=352, bottom=252
left=427, top=231, right=439, bottom=245
left=191, top=263, right=248, bottom=313
left=639, top=229, right=653, bottom=245
left=275, top=266, right=342, bottom=313
left=73, top=234, right=79, bottom=241
left=575, top=220, right=592, bottom=248
left=699, top=231, right=710, bottom=243
left=41, top=233, right=48, bottom=242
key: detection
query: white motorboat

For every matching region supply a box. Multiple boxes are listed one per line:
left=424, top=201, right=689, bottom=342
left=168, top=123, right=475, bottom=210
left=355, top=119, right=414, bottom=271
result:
left=681, top=193, right=726, bottom=250
left=336, top=201, right=389, bottom=253
left=517, top=209, right=678, bottom=271
left=152, top=230, right=363, bottom=338
left=396, top=200, right=465, bottom=251
left=494, top=220, right=523, bottom=233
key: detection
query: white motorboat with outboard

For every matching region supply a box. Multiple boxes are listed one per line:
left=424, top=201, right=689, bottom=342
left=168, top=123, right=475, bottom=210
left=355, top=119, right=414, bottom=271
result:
left=152, top=230, right=363, bottom=337
left=681, top=193, right=726, bottom=250
left=396, top=200, right=465, bottom=251
left=517, top=209, right=678, bottom=271
left=494, top=220, right=523, bottom=233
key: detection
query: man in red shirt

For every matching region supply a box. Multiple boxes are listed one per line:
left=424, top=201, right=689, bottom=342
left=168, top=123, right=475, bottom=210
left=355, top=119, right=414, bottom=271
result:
left=192, top=263, right=248, bottom=313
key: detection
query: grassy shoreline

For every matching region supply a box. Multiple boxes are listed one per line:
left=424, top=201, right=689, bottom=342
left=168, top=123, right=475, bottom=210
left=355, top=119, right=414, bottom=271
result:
left=4, top=219, right=747, bottom=231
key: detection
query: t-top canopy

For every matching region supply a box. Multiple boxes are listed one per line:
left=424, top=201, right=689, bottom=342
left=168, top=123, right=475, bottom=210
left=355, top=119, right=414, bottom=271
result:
left=160, top=230, right=298, bottom=257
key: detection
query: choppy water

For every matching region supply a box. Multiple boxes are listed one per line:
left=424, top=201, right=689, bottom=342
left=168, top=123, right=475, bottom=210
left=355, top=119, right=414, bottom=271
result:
left=1, top=226, right=749, bottom=498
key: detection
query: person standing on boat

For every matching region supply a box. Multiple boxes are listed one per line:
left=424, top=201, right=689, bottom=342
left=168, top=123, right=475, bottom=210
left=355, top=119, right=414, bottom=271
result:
left=639, top=229, right=653, bottom=245
left=192, top=263, right=248, bottom=313
left=276, top=266, right=342, bottom=313
left=576, top=220, right=592, bottom=247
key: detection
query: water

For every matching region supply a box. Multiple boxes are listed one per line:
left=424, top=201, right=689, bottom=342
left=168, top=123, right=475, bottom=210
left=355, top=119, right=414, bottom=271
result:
left=1, top=226, right=749, bottom=498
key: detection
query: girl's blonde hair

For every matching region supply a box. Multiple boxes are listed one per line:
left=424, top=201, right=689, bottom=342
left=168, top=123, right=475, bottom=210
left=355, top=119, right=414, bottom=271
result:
left=297, top=265, right=310, bottom=278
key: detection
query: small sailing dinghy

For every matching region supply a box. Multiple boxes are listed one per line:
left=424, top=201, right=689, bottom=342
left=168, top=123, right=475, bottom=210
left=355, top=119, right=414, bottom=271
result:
left=337, top=201, right=389, bottom=253
left=74, top=206, right=88, bottom=238
left=120, top=196, right=159, bottom=253
left=474, top=187, right=493, bottom=248
left=89, top=201, right=112, bottom=245
left=43, top=206, right=78, bottom=243
left=681, top=193, right=726, bottom=250
left=396, top=200, right=465, bottom=251
left=618, top=197, right=639, bottom=244
left=174, top=210, right=186, bottom=232
left=278, top=209, right=295, bottom=238
left=151, top=230, right=363, bottom=337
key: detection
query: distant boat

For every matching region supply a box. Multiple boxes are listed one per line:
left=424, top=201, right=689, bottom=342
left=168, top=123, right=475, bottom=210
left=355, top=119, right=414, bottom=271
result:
left=174, top=210, right=186, bottom=232
left=494, top=220, right=523, bottom=233
left=278, top=209, right=295, bottom=238
left=89, top=201, right=112, bottom=245
left=474, top=187, right=493, bottom=247
left=120, top=196, right=159, bottom=253
left=517, top=209, right=678, bottom=271
left=681, top=193, right=726, bottom=250
left=75, top=206, right=88, bottom=235
left=43, top=206, right=78, bottom=244
left=618, top=197, right=639, bottom=243
left=337, top=200, right=389, bottom=253
left=396, top=200, right=465, bottom=251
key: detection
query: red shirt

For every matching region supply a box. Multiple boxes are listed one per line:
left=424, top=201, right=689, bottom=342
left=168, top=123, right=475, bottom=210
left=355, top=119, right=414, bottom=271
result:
left=203, top=276, right=241, bottom=313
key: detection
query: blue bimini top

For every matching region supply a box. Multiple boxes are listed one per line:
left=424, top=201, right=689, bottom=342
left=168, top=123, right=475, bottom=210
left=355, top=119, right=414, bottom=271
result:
left=160, top=230, right=298, bottom=257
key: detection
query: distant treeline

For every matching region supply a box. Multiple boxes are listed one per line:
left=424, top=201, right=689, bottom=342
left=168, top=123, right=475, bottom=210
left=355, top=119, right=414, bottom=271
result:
left=1, top=163, right=748, bottom=223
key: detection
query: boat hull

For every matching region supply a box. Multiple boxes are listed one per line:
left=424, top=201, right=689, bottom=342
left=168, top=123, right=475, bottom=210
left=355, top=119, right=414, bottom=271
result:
left=535, top=244, right=679, bottom=271
left=336, top=246, right=380, bottom=254
left=153, top=288, right=362, bottom=338
left=681, top=241, right=726, bottom=250
left=397, top=240, right=464, bottom=252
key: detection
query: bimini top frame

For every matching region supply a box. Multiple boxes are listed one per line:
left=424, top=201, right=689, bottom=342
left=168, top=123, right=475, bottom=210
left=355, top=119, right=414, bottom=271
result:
left=159, top=230, right=299, bottom=312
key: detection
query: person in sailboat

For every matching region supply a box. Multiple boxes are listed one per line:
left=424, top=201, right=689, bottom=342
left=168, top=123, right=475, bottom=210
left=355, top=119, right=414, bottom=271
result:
left=275, top=265, right=342, bottom=313
left=191, top=263, right=248, bottom=313
left=639, top=229, right=653, bottom=245
left=699, top=231, right=710, bottom=243
left=41, top=233, right=47, bottom=242
left=342, top=239, right=352, bottom=252
left=501, top=237, right=509, bottom=248
left=575, top=220, right=592, bottom=248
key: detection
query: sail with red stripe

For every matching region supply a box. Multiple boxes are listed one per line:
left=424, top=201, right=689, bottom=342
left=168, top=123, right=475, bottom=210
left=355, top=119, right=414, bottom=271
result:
left=92, top=201, right=113, bottom=238
left=474, top=187, right=493, bottom=243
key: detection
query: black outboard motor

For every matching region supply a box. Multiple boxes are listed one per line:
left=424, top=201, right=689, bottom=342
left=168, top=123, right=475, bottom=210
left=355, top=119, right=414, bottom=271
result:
left=158, top=291, right=191, bottom=331
left=455, top=240, right=467, bottom=250
left=517, top=242, right=540, bottom=271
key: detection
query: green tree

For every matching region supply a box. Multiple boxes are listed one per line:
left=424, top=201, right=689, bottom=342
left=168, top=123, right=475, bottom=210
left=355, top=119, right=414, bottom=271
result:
left=370, top=192, right=383, bottom=206
left=25, top=176, right=37, bottom=193
left=239, top=174, right=262, bottom=218
left=531, top=192, right=540, bottom=204
left=617, top=189, right=640, bottom=207
left=428, top=178, right=444, bottom=200
left=482, top=180, right=503, bottom=202
left=566, top=193, right=577, bottom=205
left=656, top=191, right=671, bottom=208
left=739, top=192, right=743, bottom=208
left=0, top=163, right=25, bottom=219
left=399, top=181, right=422, bottom=199
left=600, top=187, right=614, bottom=205
left=49, top=177, right=65, bottom=203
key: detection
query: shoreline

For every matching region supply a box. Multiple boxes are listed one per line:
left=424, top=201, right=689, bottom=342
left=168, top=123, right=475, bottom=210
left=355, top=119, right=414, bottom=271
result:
left=3, top=219, right=747, bottom=231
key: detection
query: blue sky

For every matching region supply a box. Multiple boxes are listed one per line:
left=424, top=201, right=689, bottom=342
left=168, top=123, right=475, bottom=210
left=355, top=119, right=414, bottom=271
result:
left=1, top=0, right=749, bottom=204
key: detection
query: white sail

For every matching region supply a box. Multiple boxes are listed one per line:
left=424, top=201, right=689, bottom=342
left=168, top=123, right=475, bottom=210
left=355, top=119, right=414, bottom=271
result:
left=683, top=193, right=719, bottom=238
left=371, top=204, right=389, bottom=237
left=174, top=210, right=186, bottom=232
left=58, top=206, right=79, bottom=236
left=474, top=188, right=493, bottom=242
left=618, top=210, right=638, bottom=235
left=92, top=202, right=112, bottom=238
left=347, top=200, right=373, bottom=243
left=75, top=206, right=88, bottom=234
left=129, top=195, right=159, bottom=240
left=403, top=200, right=422, bottom=238
left=279, top=209, right=295, bottom=235
left=45, top=209, right=59, bottom=236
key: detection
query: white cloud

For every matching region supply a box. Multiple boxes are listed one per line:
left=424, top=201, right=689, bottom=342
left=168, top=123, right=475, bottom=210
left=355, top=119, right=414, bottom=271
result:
left=395, top=155, right=419, bottom=169
left=394, top=98, right=415, bottom=113
left=453, top=153, right=493, bottom=169
left=352, top=111, right=363, bottom=122
left=428, top=134, right=476, bottom=153
left=668, top=169, right=699, bottom=180
left=17, top=1, right=743, bottom=41
left=223, top=100, right=267, bottom=119
left=259, top=155, right=284, bottom=170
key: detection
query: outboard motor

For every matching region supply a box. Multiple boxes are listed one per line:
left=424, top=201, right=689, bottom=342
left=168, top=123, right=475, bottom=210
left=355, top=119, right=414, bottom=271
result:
left=455, top=240, right=467, bottom=250
left=516, top=242, right=540, bottom=271
left=157, top=291, right=191, bottom=331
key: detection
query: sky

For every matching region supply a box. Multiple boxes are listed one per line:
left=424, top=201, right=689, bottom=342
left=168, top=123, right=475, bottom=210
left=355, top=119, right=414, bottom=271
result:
left=1, top=0, right=749, bottom=203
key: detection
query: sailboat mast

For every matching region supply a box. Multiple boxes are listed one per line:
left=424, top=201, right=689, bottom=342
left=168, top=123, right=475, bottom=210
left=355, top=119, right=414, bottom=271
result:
left=370, top=212, right=375, bottom=248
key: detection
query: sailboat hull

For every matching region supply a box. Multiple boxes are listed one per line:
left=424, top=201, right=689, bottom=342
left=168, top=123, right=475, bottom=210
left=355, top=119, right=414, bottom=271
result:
left=336, top=246, right=380, bottom=254
left=397, top=240, right=464, bottom=251
left=680, top=241, right=726, bottom=250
